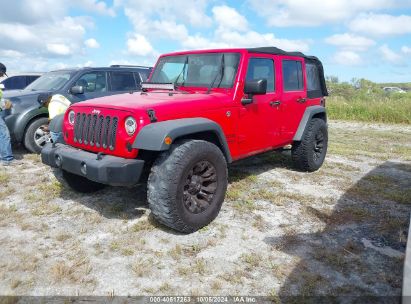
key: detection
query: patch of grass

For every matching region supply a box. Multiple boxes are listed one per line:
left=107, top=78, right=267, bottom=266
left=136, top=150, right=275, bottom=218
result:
left=192, top=259, right=207, bottom=275
left=121, top=248, right=134, bottom=256
left=131, top=218, right=154, bottom=232
left=31, top=202, right=62, bottom=216
left=158, top=282, right=172, bottom=293
left=272, top=228, right=301, bottom=251
left=37, top=181, right=62, bottom=200
left=327, top=91, right=411, bottom=124
left=241, top=253, right=261, bottom=268
left=169, top=244, right=183, bottom=260
left=24, top=153, right=42, bottom=162
left=0, top=204, right=17, bottom=216
left=306, top=205, right=372, bottom=226
left=50, top=257, right=92, bottom=283
left=131, top=259, right=152, bottom=277
left=109, top=241, right=120, bottom=252
left=231, top=199, right=257, bottom=212
left=56, top=233, right=72, bottom=242
left=0, top=170, right=9, bottom=183
left=252, top=214, right=266, bottom=231
left=211, top=280, right=222, bottom=291
left=329, top=128, right=411, bottom=160
left=218, top=269, right=248, bottom=285
left=10, top=279, right=21, bottom=289
left=0, top=185, right=13, bottom=201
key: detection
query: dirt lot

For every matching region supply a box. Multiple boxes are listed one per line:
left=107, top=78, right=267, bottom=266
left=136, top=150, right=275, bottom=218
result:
left=0, top=121, right=410, bottom=298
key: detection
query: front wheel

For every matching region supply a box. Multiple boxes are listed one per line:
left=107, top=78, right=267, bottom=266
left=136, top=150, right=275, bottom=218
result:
left=148, top=140, right=228, bottom=233
left=291, top=118, right=328, bottom=172
left=24, top=117, right=50, bottom=153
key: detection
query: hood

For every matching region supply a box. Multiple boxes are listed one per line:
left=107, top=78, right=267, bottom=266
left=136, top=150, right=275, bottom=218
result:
left=2, top=89, right=52, bottom=115
left=72, top=90, right=234, bottom=119
left=2, top=89, right=51, bottom=99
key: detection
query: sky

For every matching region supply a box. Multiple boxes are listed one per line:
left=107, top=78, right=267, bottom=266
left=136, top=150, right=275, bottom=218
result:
left=0, top=0, right=410, bottom=83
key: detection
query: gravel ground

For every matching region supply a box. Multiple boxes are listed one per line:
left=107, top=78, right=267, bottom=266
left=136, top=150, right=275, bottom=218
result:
left=0, top=120, right=410, bottom=299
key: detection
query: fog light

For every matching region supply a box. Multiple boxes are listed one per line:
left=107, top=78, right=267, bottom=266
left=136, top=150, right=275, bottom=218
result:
left=55, top=155, right=62, bottom=167
left=80, top=162, right=87, bottom=175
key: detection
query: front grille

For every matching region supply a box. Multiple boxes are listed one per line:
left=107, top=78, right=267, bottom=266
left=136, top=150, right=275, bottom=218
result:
left=74, top=113, right=118, bottom=151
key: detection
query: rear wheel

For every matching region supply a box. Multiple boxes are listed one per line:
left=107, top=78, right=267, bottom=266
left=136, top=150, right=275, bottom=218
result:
left=291, top=118, right=328, bottom=172
left=62, top=170, right=106, bottom=193
left=148, top=140, right=228, bottom=233
left=24, top=117, right=50, bottom=153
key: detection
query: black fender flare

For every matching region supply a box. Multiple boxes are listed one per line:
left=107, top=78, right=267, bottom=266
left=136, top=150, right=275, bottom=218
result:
left=293, top=105, right=327, bottom=141
left=133, top=118, right=232, bottom=163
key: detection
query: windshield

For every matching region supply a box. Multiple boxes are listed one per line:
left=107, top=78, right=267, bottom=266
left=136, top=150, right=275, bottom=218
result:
left=150, top=53, right=240, bottom=89
left=25, top=71, right=73, bottom=91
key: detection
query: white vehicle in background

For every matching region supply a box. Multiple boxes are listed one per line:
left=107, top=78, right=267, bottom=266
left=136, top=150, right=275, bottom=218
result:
left=0, top=72, right=43, bottom=91
left=383, top=86, right=406, bottom=94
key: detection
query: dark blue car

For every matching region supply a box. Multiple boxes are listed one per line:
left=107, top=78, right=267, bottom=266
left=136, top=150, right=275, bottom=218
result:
left=3, top=65, right=152, bottom=153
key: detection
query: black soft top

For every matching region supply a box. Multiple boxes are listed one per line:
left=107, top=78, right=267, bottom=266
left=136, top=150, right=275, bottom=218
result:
left=248, top=47, right=328, bottom=97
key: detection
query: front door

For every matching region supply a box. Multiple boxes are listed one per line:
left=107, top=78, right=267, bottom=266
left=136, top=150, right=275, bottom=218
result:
left=238, top=54, right=282, bottom=156
left=70, top=71, right=109, bottom=103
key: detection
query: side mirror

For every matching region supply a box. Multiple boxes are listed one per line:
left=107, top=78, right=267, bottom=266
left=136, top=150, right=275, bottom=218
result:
left=0, top=84, right=5, bottom=90
left=70, top=85, right=84, bottom=95
left=244, top=79, right=267, bottom=95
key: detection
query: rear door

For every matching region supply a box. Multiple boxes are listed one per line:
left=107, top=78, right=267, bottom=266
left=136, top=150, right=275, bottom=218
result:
left=109, top=71, right=138, bottom=93
left=279, top=57, right=307, bottom=140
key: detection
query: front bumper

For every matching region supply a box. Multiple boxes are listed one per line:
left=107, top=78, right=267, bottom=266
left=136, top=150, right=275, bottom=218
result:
left=41, top=143, right=145, bottom=186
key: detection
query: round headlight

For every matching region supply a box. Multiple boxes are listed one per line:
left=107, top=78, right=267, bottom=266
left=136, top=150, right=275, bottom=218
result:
left=68, top=110, right=75, bottom=125
left=125, top=116, right=137, bottom=135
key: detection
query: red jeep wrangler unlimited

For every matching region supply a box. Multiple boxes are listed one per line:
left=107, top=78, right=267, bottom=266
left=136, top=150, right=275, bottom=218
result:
left=41, top=47, right=328, bottom=233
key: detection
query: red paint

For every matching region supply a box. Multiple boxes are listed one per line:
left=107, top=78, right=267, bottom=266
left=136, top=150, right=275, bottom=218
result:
left=63, top=48, right=324, bottom=161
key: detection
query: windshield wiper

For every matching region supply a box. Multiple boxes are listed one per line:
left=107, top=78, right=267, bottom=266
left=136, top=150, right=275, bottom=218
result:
left=207, top=54, right=225, bottom=94
left=174, top=56, right=188, bottom=89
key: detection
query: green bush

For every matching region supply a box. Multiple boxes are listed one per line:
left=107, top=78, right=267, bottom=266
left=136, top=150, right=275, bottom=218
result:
left=325, top=78, right=411, bottom=124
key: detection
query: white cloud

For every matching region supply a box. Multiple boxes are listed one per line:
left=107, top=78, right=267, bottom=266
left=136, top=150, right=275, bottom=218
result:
left=122, top=3, right=311, bottom=55
left=123, top=0, right=212, bottom=32
left=349, top=14, right=411, bottom=37
left=379, top=45, right=403, bottom=64
left=212, top=5, right=248, bottom=32
left=74, top=0, right=116, bottom=17
left=0, top=50, right=24, bottom=58
left=401, top=46, right=411, bottom=54
left=0, top=15, right=90, bottom=58
left=325, top=33, right=375, bottom=51
left=127, top=34, right=154, bottom=56
left=333, top=51, right=362, bottom=66
left=47, top=43, right=72, bottom=56
left=248, top=0, right=401, bottom=27
left=85, top=38, right=100, bottom=48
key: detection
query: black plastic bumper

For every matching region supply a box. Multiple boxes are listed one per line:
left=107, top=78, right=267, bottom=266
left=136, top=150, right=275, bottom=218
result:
left=41, top=143, right=145, bottom=186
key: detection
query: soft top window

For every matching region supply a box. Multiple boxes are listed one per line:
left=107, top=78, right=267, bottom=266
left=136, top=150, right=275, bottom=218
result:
left=306, top=63, right=321, bottom=91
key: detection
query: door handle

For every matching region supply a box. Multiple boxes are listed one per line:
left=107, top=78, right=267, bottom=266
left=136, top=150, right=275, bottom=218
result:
left=270, top=100, right=281, bottom=107
left=297, top=97, right=307, bottom=103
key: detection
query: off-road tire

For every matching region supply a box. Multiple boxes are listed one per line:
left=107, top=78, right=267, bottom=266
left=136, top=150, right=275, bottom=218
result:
left=148, top=140, right=228, bottom=233
left=291, top=118, right=328, bottom=172
left=24, top=117, right=50, bottom=154
left=62, top=170, right=106, bottom=193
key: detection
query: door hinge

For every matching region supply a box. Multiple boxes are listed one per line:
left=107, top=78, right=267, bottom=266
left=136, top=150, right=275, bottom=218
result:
left=147, top=109, right=157, bottom=123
